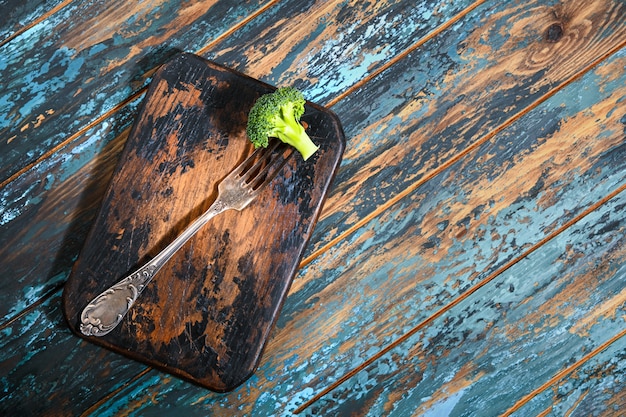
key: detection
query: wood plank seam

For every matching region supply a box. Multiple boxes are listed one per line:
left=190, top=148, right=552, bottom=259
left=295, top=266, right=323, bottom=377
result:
left=130, top=0, right=284, bottom=88
left=293, top=181, right=626, bottom=413
left=0, top=92, right=142, bottom=190
left=536, top=405, right=552, bottom=417
left=323, top=0, right=489, bottom=108
left=0, top=0, right=74, bottom=49
left=79, top=367, right=153, bottom=417
left=299, top=37, right=626, bottom=269
left=0, top=282, right=64, bottom=331
left=2, top=1, right=624, bottom=413
left=501, top=328, right=626, bottom=417
left=0, top=0, right=282, bottom=191
left=195, top=0, right=282, bottom=58
left=563, top=388, right=590, bottom=417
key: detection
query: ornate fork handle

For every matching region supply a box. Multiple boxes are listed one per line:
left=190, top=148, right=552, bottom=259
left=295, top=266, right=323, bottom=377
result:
left=80, top=201, right=228, bottom=336
left=79, top=140, right=289, bottom=337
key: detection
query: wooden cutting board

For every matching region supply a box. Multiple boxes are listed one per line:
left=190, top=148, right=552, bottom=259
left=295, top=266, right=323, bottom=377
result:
left=62, top=53, right=345, bottom=392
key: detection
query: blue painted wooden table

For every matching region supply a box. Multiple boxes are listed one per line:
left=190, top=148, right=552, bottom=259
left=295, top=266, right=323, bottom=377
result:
left=1, top=0, right=625, bottom=415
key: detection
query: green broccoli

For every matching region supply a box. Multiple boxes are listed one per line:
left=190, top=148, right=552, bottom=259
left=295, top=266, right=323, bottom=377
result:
left=246, top=87, right=319, bottom=161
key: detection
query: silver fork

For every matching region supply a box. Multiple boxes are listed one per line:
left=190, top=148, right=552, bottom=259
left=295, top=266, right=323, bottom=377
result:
left=80, top=140, right=291, bottom=337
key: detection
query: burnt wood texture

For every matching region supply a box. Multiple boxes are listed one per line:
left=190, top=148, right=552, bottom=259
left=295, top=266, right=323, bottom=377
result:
left=63, top=53, right=345, bottom=392
left=1, top=0, right=625, bottom=415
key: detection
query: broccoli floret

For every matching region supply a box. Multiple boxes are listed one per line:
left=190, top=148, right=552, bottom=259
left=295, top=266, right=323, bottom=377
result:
left=246, top=87, right=319, bottom=161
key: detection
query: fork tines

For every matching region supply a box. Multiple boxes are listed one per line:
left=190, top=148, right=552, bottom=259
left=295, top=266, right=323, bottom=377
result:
left=238, top=140, right=293, bottom=190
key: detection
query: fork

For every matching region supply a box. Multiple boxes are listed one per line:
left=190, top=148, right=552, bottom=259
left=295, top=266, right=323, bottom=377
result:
left=80, top=140, right=291, bottom=337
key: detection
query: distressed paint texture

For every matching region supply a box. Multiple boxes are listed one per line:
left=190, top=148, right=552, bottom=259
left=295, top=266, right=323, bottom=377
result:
left=0, top=0, right=69, bottom=43
left=208, top=0, right=479, bottom=103
left=512, top=340, right=626, bottom=416
left=303, top=192, right=626, bottom=416
left=0, top=0, right=267, bottom=183
left=308, top=0, right=626, bottom=257
left=1, top=0, right=625, bottom=415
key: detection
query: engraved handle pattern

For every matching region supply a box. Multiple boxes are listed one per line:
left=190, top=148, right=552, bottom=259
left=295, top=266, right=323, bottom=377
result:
left=80, top=201, right=227, bottom=336
left=80, top=263, right=158, bottom=336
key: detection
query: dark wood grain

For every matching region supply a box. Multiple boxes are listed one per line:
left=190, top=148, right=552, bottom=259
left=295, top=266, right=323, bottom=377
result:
left=62, top=53, right=344, bottom=392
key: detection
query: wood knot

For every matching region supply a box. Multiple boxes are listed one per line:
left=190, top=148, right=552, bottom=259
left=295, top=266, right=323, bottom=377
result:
left=545, top=23, right=563, bottom=43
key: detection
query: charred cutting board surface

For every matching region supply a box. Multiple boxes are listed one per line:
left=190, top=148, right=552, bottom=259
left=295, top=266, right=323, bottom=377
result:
left=62, top=53, right=345, bottom=392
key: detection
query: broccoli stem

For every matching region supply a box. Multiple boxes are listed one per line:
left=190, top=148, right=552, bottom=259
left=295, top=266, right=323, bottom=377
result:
left=293, top=133, right=319, bottom=161
left=273, top=108, right=319, bottom=160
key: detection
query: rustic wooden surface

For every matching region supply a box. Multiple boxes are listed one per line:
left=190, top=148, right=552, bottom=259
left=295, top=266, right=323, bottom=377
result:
left=1, top=0, right=624, bottom=415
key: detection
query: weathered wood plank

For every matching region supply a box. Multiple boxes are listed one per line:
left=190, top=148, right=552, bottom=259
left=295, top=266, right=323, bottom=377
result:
left=81, top=29, right=626, bottom=417
left=0, top=100, right=139, bottom=325
left=288, top=49, right=626, bottom=413
left=0, top=0, right=483, bottom=413
left=510, top=338, right=625, bottom=416
left=0, top=290, right=150, bottom=416
left=0, top=0, right=68, bottom=44
left=0, top=0, right=269, bottom=184
left=208, top=0, right=483, bottom=104
left=302, top=191, right=626, bottom=416
left=306, top=0, right=626, bottom=258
